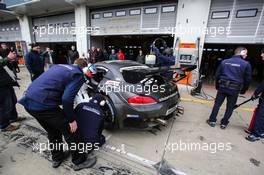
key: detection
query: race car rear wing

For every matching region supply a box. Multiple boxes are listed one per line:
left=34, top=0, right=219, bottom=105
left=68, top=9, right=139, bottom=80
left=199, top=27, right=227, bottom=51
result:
left=122, top=65, right=197, bottom=84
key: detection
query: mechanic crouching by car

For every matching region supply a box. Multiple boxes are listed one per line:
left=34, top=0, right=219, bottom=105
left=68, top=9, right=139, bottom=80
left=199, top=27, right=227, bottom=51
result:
left=153, top=47, right=176, bottom=80
left=207, top=47, right=252, bottom=129
left=19, top=58, right=97, bottom=171
left=74, top=93, right=106, bottom=151
left=74, top=65, right=106, bottom=149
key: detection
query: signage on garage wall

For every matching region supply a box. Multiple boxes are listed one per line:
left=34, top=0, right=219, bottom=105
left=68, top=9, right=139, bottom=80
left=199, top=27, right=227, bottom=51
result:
left=32, top=13, right=76, bottom=43
left=90, top=3, right=177, bottom=36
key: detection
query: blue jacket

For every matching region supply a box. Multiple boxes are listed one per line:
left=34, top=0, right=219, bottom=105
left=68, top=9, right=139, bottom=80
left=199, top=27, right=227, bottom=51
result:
left=216, top=55, right=252, bottom=91
left=153, top=47, right=175, bottom=66
left=75, top=101, right=104, bottom=144
left=25, top=50, right=45, bottom=74
left=19, top=64, right=84, bottom=122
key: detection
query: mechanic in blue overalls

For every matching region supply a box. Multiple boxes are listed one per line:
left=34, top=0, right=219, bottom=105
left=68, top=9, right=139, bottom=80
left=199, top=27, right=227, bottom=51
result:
left=19, top=58, right=96, bottom=171
left=207, top=47, right=252, bottom=129
left=246, top=49, right=264, bottom=142
left=153, top=47, right=176, bottom=80
left=75, top=93, right=106, bottom=149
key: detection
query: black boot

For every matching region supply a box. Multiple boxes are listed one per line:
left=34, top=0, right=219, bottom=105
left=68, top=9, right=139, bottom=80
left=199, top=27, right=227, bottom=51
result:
left=206, top=119, right=216, bottom=127
left=73, top=156, right=97, bottom=171
left=52, top=151, right=70, bottom=168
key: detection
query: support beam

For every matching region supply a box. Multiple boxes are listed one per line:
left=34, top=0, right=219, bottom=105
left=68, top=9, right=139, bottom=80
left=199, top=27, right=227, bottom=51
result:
left=18, top=15, right=33, bottom=50
left=74, top=4, right=90, bottom=56
left=174, top=0, right=211, bottom=83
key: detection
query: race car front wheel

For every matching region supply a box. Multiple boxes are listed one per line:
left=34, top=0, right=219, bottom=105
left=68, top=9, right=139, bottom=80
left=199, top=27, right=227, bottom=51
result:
left=102, top=96, right=118, bottom=130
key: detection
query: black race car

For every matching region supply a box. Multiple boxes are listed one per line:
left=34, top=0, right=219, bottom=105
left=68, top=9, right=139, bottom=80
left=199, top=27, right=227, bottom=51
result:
left=92, top=60, right=191, bottom=130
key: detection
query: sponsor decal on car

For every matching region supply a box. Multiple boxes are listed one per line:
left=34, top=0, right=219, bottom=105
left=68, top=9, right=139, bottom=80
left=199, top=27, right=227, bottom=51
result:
left=159, top=92, right=178, bottom=102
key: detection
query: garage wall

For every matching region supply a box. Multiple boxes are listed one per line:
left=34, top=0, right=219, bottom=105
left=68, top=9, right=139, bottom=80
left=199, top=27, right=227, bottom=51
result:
left=32, top=13, right=75, bottom=43
left=205, top=0, right=264, bottom=44
left=0, top=20, right=22, bottom=42
left=90, top=2, right=177, bottom=35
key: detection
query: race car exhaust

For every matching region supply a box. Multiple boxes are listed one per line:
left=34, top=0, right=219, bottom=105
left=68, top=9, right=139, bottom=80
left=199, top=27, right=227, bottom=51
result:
left=176, top=106, right=184, bottom=115
left=156, top=118, right=168, bottom=126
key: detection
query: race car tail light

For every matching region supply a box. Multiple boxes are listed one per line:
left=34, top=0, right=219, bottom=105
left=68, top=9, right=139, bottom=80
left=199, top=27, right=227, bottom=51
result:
left=127, top=96, right=157, bottom=105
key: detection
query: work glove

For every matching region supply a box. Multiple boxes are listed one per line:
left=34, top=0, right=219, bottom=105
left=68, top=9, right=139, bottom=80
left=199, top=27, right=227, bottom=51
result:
left=251, top=94, right=259, bottom=101
left=240, top=89, right=247, bottom=95
left=215, top=80, right=219, bottom=90
left=240, top=84, right=249, bottom=95
left=215, top=83, right=219, bottom=90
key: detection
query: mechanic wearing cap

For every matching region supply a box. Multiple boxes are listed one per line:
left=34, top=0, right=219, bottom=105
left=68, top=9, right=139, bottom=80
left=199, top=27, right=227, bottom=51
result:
left=19, top=58, right=96, bottom=171
left=25, top=43, right=45, bottom=81
left=207, top=47, right=252, bottom=129
left=246, top=49, right=264, bottom=142
left=153, top=47, right=176, bottom=79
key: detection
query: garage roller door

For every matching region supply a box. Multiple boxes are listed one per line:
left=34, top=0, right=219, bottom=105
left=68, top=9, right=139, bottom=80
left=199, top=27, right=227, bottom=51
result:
left=91, top=2, right=177, bottom=36
left=32, top=13, right=75, bottom=43
left=205, top=0, right=264, bottom=44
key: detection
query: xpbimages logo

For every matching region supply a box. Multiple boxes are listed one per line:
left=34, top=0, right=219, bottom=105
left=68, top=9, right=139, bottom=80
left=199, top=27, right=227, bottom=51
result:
left=32, top=26, right=100, bottom=37
left=165, top=140, right=232, bottom=154
left=98, top=81, right=166, bottom=95
left=32, top=141, right=100, bottom=154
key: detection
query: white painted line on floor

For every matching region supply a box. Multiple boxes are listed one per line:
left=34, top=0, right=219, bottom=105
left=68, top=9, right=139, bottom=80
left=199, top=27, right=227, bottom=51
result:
left=105, top=134, right=112, bottom=141
left=102, top=134, right=187, bottom=175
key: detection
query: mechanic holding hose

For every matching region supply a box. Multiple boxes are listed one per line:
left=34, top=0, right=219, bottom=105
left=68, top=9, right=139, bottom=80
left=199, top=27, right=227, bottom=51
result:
left=206, top=47, right=252, bottom=129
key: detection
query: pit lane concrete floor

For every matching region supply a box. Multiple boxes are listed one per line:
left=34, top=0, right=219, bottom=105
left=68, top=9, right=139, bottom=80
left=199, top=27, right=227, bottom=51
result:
left=0, top=67, right=263, bottom=175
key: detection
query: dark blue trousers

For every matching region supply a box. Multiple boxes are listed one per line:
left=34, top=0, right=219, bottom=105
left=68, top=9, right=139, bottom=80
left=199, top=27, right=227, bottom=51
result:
left=0, top=87, right=18, bottom=129
left=25, top=107, right=86, bottom=164
left=209, top=89, right=239, bottom=125
left=252, top=100, right=264, bottom=137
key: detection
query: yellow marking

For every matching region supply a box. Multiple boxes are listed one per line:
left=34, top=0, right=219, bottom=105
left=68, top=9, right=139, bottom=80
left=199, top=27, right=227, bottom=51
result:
left=180, top=98, right=212, bottom=104
left=180, top=97, right=255, bottom=112
left=239, top=108, right=255, bottom=112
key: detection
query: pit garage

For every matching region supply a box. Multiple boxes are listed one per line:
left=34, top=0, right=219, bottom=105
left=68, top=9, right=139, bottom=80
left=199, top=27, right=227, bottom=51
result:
left=201, top=0, right=264, bottom=84
left=102, top=35, right=174, bottom=60
left=90, top=1, right=177, bottom=59
left=201, top=44, right=264, bottom=83
left=1, top=0, right=264, bottom=174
